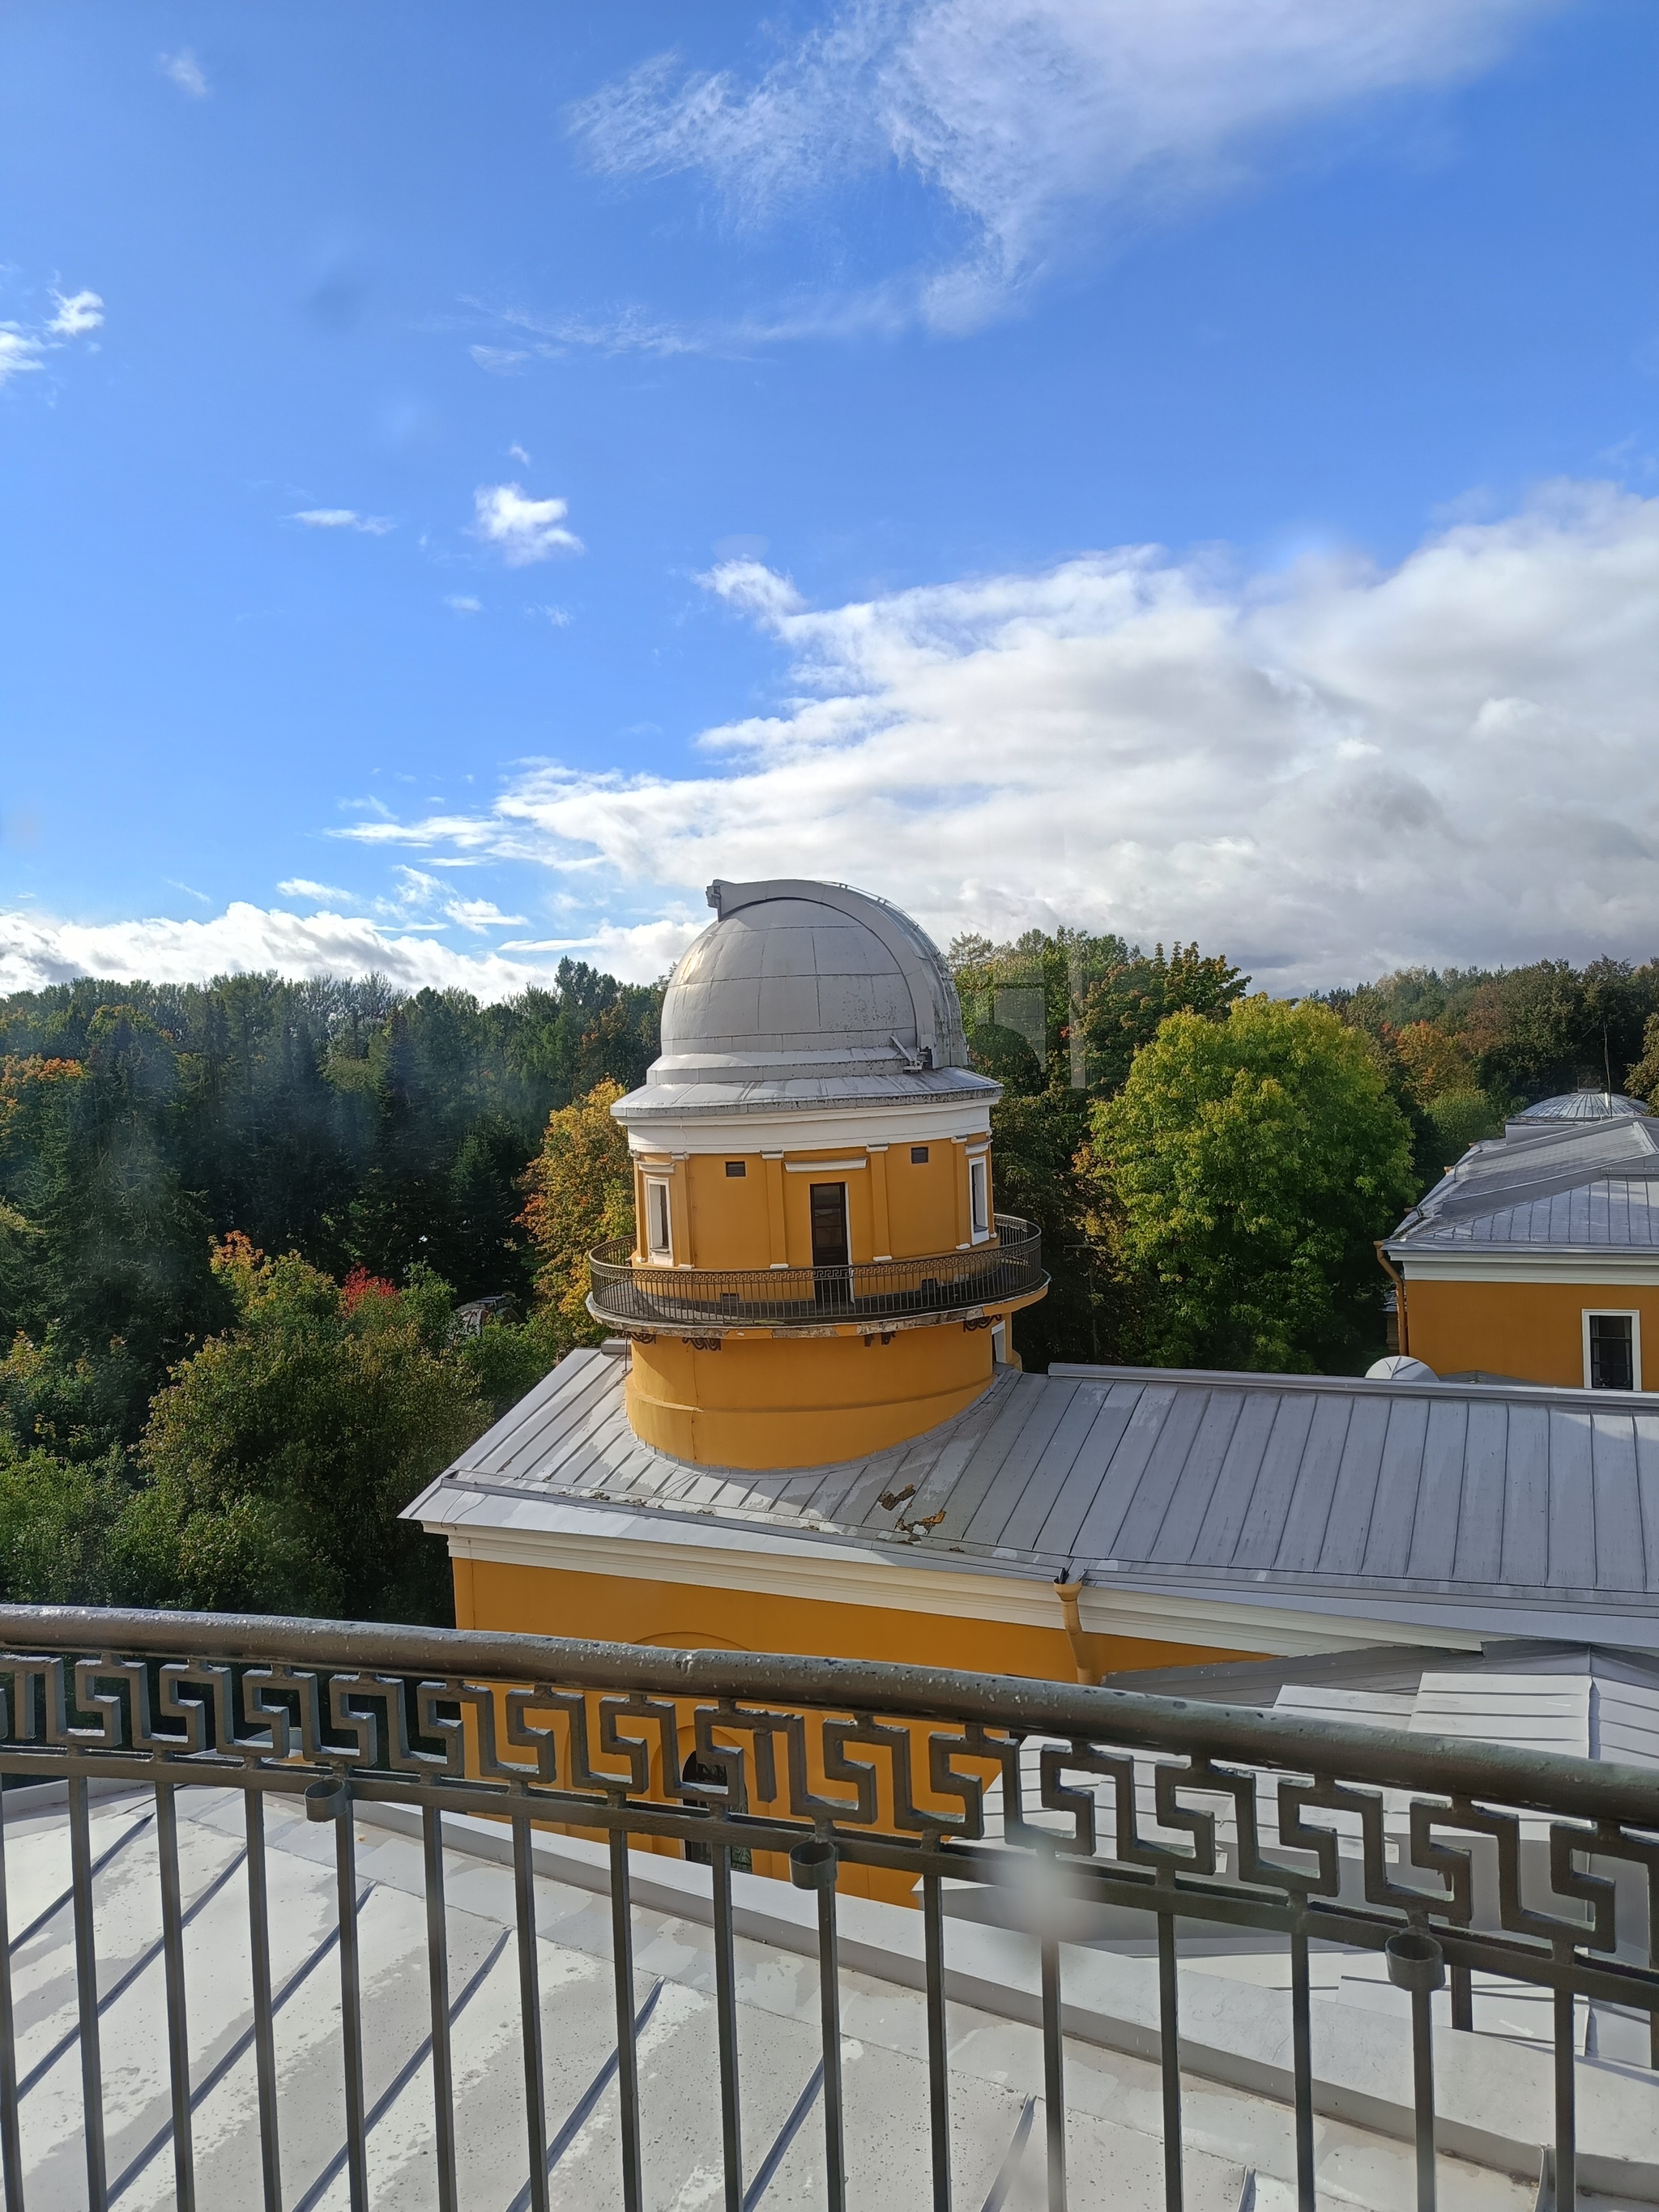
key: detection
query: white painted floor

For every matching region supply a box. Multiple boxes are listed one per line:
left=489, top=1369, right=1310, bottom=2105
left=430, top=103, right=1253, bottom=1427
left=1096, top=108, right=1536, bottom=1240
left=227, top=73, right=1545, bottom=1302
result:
left=0, top=1787, right=1607, bottom=2212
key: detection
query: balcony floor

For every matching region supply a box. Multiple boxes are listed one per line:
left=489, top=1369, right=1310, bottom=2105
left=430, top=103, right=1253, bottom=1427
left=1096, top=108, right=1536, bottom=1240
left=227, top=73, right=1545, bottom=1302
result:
left=3, top=1784, right=1570, bottom=2212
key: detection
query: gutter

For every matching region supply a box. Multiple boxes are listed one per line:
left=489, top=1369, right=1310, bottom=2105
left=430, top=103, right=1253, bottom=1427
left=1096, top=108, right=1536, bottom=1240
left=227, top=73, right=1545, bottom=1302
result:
left=1374, top=1238, right=1411, bottom=1355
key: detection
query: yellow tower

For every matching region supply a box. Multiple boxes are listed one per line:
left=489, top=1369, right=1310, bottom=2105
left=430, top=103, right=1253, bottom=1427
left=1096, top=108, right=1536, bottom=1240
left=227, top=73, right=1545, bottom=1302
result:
left=588, top=878, right=1047, bottom=1468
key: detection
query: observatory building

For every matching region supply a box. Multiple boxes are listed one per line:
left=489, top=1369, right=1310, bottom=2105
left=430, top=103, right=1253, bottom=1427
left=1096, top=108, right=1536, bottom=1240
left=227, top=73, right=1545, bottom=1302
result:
left=591, top=877, right=1047, bottom=1468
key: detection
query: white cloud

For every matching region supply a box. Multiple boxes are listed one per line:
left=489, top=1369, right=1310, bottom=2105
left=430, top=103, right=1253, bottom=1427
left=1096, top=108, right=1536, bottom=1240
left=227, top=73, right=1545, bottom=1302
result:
left=446, top=595, right=484, bottom=616
left=291, top=508, right=394, bottom=535
left=277, top=876, right=352, bottom=901
left=470, top=344, right=530, bottom=373
left=0, top=330, right=43, bottom=388
left=159, top=48, right=209, bottom=98
left=570, top=0, right=1557, bottom=329
left=500, top=918, right=706, bottom=978
left=471, top=483, right=583, bottom=565
left=527, top=603, right=572, bottom=628
left=508, top=444, right=533, bottom=467
left=332, top=480, right=1659, bottom=988
left=48, top=290, right=104, bottom=338
left=0, top=903, right=554, bottom=1001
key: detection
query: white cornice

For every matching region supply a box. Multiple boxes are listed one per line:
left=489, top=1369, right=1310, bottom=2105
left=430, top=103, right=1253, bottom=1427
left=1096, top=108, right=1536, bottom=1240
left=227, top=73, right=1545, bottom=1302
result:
left=1396, top=1250, right=1659, bottom=1284
left=628, top=1098, right=992, bottom=1157
left=430, top=1507, right=1481, bottom=1657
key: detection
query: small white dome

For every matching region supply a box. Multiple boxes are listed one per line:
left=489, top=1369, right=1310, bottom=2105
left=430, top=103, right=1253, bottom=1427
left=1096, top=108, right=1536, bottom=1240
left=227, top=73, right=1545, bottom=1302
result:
left=1367, top=1355, right=1437, bottom=1383
left=1513, top=1090, right=1650, bottom=1123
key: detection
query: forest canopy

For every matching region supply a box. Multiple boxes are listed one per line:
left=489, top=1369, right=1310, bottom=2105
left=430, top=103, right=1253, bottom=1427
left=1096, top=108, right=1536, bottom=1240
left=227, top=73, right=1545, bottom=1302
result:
left=3, top=940, right=1657, bottom=1619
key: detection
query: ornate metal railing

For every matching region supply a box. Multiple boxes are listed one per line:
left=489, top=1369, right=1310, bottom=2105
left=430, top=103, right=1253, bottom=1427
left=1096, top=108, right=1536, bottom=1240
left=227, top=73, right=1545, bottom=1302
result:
left=2, top=1605, right=1658, bottom=2212
left=587, top=1213, right=1045, bottom=1336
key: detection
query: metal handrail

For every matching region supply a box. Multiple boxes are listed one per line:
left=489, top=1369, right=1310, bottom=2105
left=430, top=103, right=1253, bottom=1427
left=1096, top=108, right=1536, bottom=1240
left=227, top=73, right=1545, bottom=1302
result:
left=588, top=1212, right=1045, bottom=1330
left=2, top=1602, right=1657, bottom=2212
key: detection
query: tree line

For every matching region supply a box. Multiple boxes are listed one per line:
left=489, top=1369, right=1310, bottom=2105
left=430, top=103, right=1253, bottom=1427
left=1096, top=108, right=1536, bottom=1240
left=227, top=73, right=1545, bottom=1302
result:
left=5, top=940, right=1657, bottom=1622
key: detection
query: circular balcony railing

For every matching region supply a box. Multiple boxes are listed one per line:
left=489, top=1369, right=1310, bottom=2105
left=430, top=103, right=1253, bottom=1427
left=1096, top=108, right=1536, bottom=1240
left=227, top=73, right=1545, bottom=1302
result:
left=588, top=1214, right=1045, bottom=1336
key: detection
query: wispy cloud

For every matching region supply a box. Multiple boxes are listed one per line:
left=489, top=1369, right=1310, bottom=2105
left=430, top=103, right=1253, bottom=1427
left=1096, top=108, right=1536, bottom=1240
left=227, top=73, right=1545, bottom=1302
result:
left=290, top=507, right=394, bottom=535
left=446, top=595, right=484, bottom=616
left=469, top=344, right=530, bottom=374
left=0, top=286, right=103, bottom=390
left=331, top=479, right=1659, bottom=988
left=158, top=48, right=209, bottom=98
left=48, top=290, right=104, bottom=338
left=569, top=0, right=1560, bottom=331
left=527, top=603, right=571, bottom=628
left=471, top=483, right=583, bottom=565
left=277, top=876, right=353, bottom=902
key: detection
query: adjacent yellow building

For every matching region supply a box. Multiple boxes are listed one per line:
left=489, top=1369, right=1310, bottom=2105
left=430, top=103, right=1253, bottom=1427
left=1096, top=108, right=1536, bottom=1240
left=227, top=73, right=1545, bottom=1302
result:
left=1380, top=1089, right=1659, bottom=1389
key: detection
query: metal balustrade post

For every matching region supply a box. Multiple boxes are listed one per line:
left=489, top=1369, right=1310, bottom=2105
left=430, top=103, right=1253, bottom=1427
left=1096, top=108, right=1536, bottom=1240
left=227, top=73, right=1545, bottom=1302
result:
left=1156, top=1910, right=1182, bottom=2212
left=69, top=1775, right=109, bottom=2212
left=1290, top=1921, right=1315, bottom=2212
left=923, top=1868, right=952, bottom=2212
left=791, top=1840, right=845, bottom=2212
left=306, top=1777, right=366, bottom=2212
left=245, top=1790, right=284, bottom=2212
left=512, top=1810, right=549, bottom=2212
left=154, top=1784, right=196, bottom=2212
left=0, top=1776, right=23, bottom=2212
left=711, top=1843, right=744, bottom=2212
left=423, top=1804, right=459, bottom=2212
left=610, top=1824, right=645, bottom=2212
left=1387, top=1930, right=1444, bottom=2212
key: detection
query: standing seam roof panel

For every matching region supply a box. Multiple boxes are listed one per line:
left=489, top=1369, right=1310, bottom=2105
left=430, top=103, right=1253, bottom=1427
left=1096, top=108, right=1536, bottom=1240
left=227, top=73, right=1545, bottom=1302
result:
left=1590, top=1412, right=1646, bottom=1594
left=932, top=1372, right=1050, bottom=1541
left=1499, top=1404, right=1552, bottom=1587
left=1271, top=1396, right=1355, bottom=1572
left=1319, top=1394, right=1392, bottom=1576
left=1188, top=1390, right=1285, bottom=1565
left=1228, top=1392, right=1320, bottom=1569
left=1108, top=1387, right=1213, bottom=1560
left=1147, top=1391, right=1247, bottom=1564
left=985, top=1383, right=1109, bottom=1554
left=1546, top=1410, right=1598, bottom=1591
left=1064, top=1385, right=1177, bottom=1560
left=1358, top=1397, right=1431, bottom=1580
left=961, top=1380, right=1081, bottom=1549
left=1634, top=1417, right=1659, bottom=1595
left=1404, top=1399, right=1469, bottom=1582
left=1027, top=1387, right=1146, bottom=1559
left=1452, top=1399, right=1509, bottom=1586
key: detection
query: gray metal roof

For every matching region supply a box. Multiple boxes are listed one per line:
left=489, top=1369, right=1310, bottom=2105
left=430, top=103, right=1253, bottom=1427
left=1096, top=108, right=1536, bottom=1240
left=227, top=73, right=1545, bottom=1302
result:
left=1513, top=1090, right=1651, bottom=1124
left=410, top=1349, right=1659, bottom=1643
left=617, top=878, right=995, bottom=1120
left=1388, top=1112, right=1659, bottom=1252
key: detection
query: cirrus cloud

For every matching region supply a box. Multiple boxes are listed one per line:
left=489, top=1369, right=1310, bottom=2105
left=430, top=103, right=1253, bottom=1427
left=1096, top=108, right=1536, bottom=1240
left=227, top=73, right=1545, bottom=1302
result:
left=569, top=0, right=1562, bottom=330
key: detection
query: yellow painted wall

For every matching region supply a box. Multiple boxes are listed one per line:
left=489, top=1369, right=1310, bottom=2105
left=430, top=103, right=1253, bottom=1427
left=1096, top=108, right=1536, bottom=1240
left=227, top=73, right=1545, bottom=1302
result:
left=633, top=1140, right=982, bottom=1269
left=1405, top=1276, right=1659, bottom=1387
left=453, top=1556, right=1261, bottom=1690
left=450, top=1554, right=1263, bottom=1904
left=626, top=1323, right=996, bottom=1467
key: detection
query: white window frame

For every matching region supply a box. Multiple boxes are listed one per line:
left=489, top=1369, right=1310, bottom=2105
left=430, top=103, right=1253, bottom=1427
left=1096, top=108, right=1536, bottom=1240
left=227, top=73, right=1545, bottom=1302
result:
left=968, top=1153, right=991, bottom=1242
left=644, top=1176, right=673, bottom=1264
left=1582, top=1307, right=1641, bottom=1392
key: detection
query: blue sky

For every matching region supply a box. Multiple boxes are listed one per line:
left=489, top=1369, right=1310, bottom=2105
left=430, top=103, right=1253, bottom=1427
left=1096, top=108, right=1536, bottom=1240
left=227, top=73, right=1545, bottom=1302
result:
left=2, top=1, right=1657, bottom=995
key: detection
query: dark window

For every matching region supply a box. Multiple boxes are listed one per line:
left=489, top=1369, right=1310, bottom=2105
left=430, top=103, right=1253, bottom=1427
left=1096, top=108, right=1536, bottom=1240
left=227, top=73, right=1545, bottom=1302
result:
left=911, top=1145, right=929, bottom=1164
left=681, top=1752, right=751, bottom=1870
left=1589, top=1313, right=1636, bottom=1391
left=809, top=1183, right=850, bottom=1268
left=724, top=1160, right=746, bottom=1178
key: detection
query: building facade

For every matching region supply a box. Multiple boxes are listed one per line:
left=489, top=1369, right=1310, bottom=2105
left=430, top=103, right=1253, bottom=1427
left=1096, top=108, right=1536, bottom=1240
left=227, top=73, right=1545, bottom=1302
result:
left=1381, top=1090, right=1659, bottom=1388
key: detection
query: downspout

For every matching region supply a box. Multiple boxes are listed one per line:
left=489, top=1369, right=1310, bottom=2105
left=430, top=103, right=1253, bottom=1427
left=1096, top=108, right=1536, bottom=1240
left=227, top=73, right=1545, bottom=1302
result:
left=1054, top=1576, right=1097, bottom=1686
left=1374, top=1238, right=1410, bottom=1356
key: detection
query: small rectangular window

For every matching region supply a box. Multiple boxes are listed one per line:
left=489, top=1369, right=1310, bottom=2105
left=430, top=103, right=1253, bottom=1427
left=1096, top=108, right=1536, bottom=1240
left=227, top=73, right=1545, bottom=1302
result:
left=969, top=1155, right=989, bottom=1237
left=646, top=1179, right=672, bottom=1260
left=724, top=1160, right=746, bottom=1178
left=1588, top=1311, right=1636, bottom=1390
left=911, top=1145, right=929, bottom=1164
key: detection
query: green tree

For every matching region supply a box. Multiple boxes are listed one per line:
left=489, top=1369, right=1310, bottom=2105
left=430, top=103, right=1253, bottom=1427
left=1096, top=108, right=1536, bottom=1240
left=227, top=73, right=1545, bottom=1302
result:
left=0, top=1435, right=130, bottom=1605
left=129, top=1237, right=488, bottom=1619
left=1085, top=998, right=1416, bottom=1373
left=521, top=1080, right=636, bottom=1339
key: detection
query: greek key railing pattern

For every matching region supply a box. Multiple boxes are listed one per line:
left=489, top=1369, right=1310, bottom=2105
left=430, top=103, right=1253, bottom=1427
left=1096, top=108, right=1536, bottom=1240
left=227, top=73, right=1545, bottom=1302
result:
left=586, top=1213, right=1044, bottom=1335
left=2, top=1608, right=1657, bottom=2212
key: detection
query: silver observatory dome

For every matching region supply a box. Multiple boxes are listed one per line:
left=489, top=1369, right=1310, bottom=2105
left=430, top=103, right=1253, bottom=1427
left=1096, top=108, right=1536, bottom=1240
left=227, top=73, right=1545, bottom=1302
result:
left=615, top=878, right=996, bottom=1122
